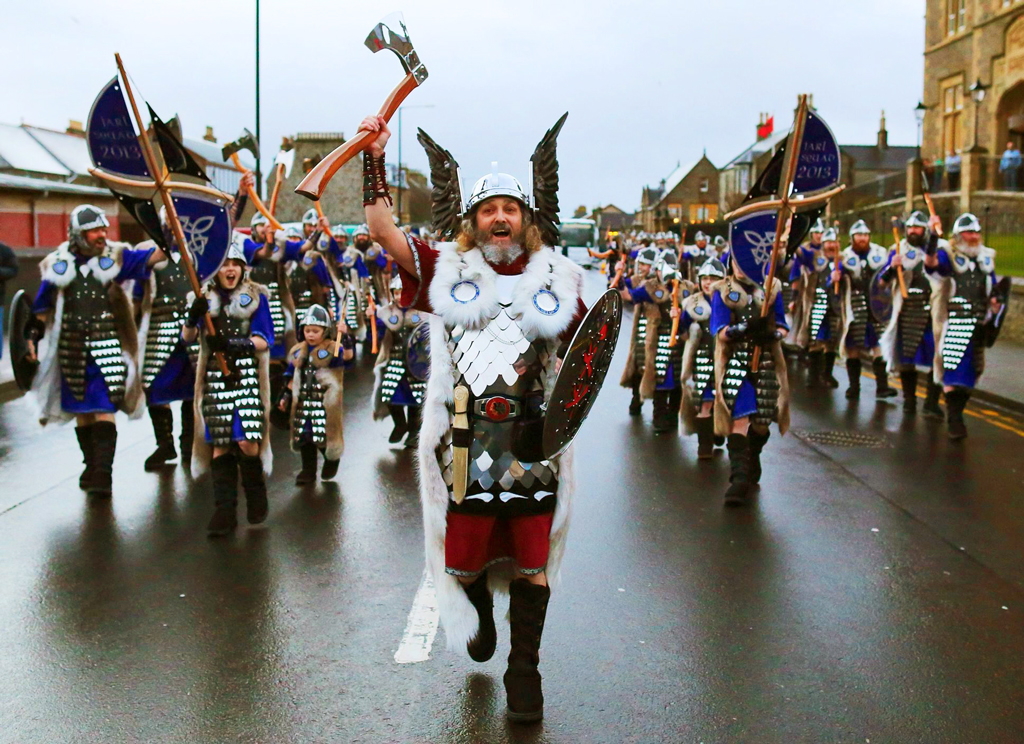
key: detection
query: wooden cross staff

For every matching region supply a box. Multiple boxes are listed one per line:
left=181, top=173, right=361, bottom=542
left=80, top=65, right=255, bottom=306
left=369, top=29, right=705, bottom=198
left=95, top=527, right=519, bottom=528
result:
left=114, top=54, right=231, bottom=377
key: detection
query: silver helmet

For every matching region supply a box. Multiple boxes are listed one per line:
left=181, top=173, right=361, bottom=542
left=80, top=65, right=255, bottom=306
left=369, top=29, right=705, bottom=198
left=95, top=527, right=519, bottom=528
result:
left=285, top=224, right=303, bottom=240
left=905, top=210, right=929, bottom=229
left=658, top=247, right=679, bottom=268
left=713, top=235, right=727, bottom=249
left=299, top=304, right=331, bottom=330
left=636, top=246, right=659, bottom=266
left=822, top=227, right=839, bottom=242
left=694, top=231, right=709, bottom=244
left=952, top=212, right=981, bottom=235
left=697, top=257, right=726, bottom=279
left=810, top=217, right=826, bottom=234
left=353, top=223, right=370, bottom=237
left=68, top=204, right=110, bottom=250
left=251, top=212, right=269, bottom=228
left=849, top=219, right=871, bottom=236
left=225, top=238, right=249, bottom=266
left=465, top=165, right=530, bottom=212
left=389, top=274, right=403, bottom=292
left=302, top=207, right=319, bottom=226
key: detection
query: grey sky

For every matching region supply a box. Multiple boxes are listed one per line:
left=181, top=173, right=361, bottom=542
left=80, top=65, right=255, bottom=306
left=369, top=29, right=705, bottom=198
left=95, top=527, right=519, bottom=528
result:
left=4, top=1, right=924, bottom=216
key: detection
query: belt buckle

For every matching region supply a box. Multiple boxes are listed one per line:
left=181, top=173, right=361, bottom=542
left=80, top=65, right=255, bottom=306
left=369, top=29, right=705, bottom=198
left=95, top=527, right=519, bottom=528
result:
left=485, top=396, right=512, bottom=422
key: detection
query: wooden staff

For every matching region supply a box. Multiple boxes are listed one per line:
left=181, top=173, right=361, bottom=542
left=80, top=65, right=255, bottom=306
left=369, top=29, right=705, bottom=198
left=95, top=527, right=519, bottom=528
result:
left=923, top=192, right=943, bottom=235
left=451, top=386, right=470, bottom=503
left=115, top=54, right=230, bottom=377
left=366, top=291, right=379, bottom=355
left=668, top=278, right=682, bottom=347
left=890, top=218, right=909, bottom=299
left=228, top=152, right=284, bottom=231
left=268, top=162, right=286, bottom=215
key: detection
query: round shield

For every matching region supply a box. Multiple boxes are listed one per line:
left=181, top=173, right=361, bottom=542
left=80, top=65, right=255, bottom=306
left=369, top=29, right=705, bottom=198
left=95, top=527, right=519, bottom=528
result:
left=8, top=290, right=39, bottom=391
left=542, top=289, right=623, bottom=460
left=405, top=321, right=431, bottom=381
left=869, top=266, right=894, bottom=326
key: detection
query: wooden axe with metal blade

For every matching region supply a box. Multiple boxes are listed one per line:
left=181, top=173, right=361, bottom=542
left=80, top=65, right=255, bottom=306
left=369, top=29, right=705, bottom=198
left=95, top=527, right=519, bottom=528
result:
left=223, top=129, right=283, bottom=231
left=296, top=14, right=428, bottom=201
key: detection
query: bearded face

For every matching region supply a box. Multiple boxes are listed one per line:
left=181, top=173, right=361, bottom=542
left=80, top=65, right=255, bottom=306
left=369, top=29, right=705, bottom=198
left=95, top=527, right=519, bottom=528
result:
left=906, top=227, right=926, bottom=247
left=472, top=196, right=526, bottom=265
left=354, top=236, right=371, bottom=251
left=78, top=226, right=108, bottom=257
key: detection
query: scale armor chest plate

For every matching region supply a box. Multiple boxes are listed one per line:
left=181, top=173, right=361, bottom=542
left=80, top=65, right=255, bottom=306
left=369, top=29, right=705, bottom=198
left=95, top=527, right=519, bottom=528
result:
left=289, top=261, right=315, bottom=314
left=898, top=275, right=931, bottom=358
left=380, top=321, right=428, bottom=406
left=292, top=362, right=328, bottom=448
left=942, top=262, right=988, bottom=374
left=59, top=273, right=127, bottom=404
left=203, top=308, right=262, bottom=446
left=652, top=307, right=684, bottom=386
left=693, top=318, right=715, bottom=393
left=809, top=286, right=829, bottom=340
left=344, top=290, right=360, bottom=330
left=632, top=313, right=648, bottom=375
left=437, top=306, right=559, bottom=512
left=846, top=261, right=871, bottom=349
left=249, top=261, right=286, bottom=343
left=144, top=260, right=199, bottom=387
left=721, top=297, right=779, bottom=427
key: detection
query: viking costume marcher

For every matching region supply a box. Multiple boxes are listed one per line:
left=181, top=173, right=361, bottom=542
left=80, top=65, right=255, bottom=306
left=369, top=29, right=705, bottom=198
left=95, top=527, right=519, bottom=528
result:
left=334, top=224, right=372, bottom=345
left=788, top=218, right=837, bottom=386
left=836, top=219, right=897, bottom=401
left=26, top=205, right=164, bottom=496
left=877, top=211, right=946, bottom=416
left=372, top=276, right=429, bottom=446
left=280, top=304, right=353, bottom=484
left=710, top=257, right=790, bottom=506
left=358, top=109, right=595, bottom=723
left=621, top=256, right=689, bottom=433
left=243, top=213, right=292, bottom=397
left=182, top=243, right=275, bottom=536
left=682, top=231, right=712, bottom=282
left=680, top=257, right=726, bottom=458
left=618, top=245, right=660, bottom=416
left=925, top=213, right=1005, bottom=439
left=279, top=220, right=335, bottom=346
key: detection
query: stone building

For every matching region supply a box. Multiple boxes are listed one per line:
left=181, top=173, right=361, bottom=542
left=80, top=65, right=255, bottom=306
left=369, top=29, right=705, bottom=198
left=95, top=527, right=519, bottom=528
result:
left=637, top=155, right=719, bottom=234
left=270, top=132, right=365, bottom=225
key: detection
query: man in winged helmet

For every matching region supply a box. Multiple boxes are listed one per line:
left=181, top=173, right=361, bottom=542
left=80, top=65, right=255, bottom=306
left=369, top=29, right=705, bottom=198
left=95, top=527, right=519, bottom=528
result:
left=358, top=111, right=587, bottom=723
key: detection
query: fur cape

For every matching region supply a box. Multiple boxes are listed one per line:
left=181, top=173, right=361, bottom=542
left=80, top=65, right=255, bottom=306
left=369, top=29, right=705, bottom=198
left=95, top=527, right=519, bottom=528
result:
left=789, top=249, right=829, bottom=350
left=712, top=276, right=790, bottom=438
left=678, top=289, right=714, bottom=434
left=370, top=302, right=429, bottom=420
left=928, top=241, right=996, bottom=383
left=417, top=242, right=583, bottom=656
left=618, top=276, right=669, bottom=393
left=32, top=240, right=143, bottom=426
left=837, top=242, right=888, bottom=359
left=333, top=247, right=369, bottom=341
left=877, top=239, right=943, bottom=372
left=286, top=340, right=345, bottom=460
left=190, top=279, right=273, bottom=476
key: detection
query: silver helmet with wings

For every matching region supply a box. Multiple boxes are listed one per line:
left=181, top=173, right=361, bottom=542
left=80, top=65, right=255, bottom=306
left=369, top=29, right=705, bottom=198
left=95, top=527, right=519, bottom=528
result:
left=416, top=112, right=569, bottom=246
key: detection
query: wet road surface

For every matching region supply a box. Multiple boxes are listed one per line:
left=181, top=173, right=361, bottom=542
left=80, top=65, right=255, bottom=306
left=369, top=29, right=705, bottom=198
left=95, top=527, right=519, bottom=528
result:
left=1, top=272, right=1022, bottom=743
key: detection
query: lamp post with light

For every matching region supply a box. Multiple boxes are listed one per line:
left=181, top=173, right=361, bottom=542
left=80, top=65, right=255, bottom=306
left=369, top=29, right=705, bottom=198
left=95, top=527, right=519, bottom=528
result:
left=968, top=78, right=989, bottom=153
left=915, top=101, right=928, bottom=160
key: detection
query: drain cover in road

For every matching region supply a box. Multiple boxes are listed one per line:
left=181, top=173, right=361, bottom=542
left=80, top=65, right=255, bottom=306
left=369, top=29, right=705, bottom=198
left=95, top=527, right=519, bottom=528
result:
left=792, top=429, right=890, bottom=448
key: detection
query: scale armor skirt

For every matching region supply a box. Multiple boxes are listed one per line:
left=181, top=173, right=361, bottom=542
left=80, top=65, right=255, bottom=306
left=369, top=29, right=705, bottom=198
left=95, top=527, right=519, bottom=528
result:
left=722, top=342, right=779, bottom=428
left=59, top=314, right=127, bottom=405
left=942, top=296, right=984, bottom=376
left=203, top=355, right=263, bottom=445
left=898, top=287, right=930, bottom=360
left=847, top=290, right=869, bottom=349
left=292, top=368, right=328, bottom=448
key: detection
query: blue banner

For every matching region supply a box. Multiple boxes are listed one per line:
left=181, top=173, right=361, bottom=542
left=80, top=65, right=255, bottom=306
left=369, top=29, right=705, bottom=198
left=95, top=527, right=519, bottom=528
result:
left=792, top=109, right=841, bottom=196
left=171, top=192, right=231, bottom=283
left=86, top=77, right=151, bottom=179
left=728, top=210, right=778, bottom=283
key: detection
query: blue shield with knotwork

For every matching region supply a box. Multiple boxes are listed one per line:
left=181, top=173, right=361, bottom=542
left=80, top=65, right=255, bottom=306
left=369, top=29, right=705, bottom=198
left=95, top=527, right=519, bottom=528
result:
left=792, top=109, right=842, bottom=196
left=170, top=192, right=231, bottom=283
left=86, top=77, right=151, bottom=180
left=728, top=210, right=777, bottom=283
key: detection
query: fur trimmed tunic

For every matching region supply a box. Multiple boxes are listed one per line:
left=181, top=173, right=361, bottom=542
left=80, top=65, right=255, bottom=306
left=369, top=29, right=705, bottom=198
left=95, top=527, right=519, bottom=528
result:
left=285, top=340, right=345, bottom=460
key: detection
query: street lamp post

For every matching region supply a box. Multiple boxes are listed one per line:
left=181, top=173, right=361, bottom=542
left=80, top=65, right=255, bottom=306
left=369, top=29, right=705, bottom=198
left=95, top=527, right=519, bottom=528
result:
left=396, top=104, right=434, bottom=224
left=914, top=100, right=928, bottom=160
left=255, top=0, right=261, bottom=198
left=968, top=78, right=989, bottom=152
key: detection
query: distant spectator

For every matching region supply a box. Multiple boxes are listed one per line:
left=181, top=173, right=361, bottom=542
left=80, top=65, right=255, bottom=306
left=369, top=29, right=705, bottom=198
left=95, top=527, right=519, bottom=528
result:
left=0, top=240, right=19, bottom=360
left=999, top=141, right=1021, bottom=191
left=930, top=155, right=944, bottom=191
left=946, top=151, right=962, bottom=191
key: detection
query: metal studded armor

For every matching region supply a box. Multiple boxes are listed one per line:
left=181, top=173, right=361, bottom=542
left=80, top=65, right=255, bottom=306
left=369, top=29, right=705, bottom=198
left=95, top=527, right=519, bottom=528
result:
left=691, top=301, right=715, bottom=395
left=287, top=254, right=320, bottom=316
left=807, top=256, right=835, bottom=342
left=202, top=286, right=265, bottom=446
left=291, top=347, right=334, bottom=449
left=898, top=269, right=932, bottom=360
left=143, top=256, right=200, bottom=388
left=720, top=281, right=780, bottom=429
left=841, top=244, right=887, bottom=349
left=650, top=297, right=684, bottom=389
left=59, top=268, right=128, bottom=405
left=248, top=258, right=287, bottom=349
left=377, top=306, right=429, bottom=408
left=942, top=249, right=993, bottom=376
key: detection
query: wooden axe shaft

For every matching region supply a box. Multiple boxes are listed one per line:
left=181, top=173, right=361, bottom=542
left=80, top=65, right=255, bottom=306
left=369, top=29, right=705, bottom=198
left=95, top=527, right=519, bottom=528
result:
left=891, top=224, right=909, bottom=299
left=268, top=162, right=285, bottom=215
left=230, top=152, right=284, bottom=231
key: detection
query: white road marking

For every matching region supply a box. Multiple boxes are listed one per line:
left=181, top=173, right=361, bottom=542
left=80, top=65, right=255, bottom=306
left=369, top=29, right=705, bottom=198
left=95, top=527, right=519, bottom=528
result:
left=394, top=569, right=440, bottom=664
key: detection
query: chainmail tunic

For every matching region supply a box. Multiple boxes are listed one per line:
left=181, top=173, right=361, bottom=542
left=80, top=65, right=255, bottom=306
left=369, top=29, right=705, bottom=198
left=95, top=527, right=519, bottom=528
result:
left=59, top=272, right=127, bottom=404
left=202, top=307, right=263, bottom=446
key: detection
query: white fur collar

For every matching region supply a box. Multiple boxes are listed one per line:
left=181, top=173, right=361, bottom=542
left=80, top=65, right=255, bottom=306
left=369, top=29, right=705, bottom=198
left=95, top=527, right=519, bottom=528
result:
left=943, top=242, right=995, bottom=275
left=894, top=240, right=925, bottom=272
left=427, top=244, right=582, bottom=339
left=202, top=279, right=265, bottom=319
left=41, top=240, right=127, bottom=288
left=841, top=243, right=887, bottom=277
left=682, top=291, right=712, bottom=323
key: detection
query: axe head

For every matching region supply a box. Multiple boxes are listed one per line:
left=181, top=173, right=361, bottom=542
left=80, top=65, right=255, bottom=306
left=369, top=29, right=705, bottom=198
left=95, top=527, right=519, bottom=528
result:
left=364, top=13, right=428, bottom=85
left=222, top=127, right=259, bottom=161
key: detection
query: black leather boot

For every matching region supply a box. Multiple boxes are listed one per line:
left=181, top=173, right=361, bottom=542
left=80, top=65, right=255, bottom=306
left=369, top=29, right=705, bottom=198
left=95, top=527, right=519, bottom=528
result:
left=405, top=406, right=421, bottom=449
left=320, top=448, right=340, bottom=480
left=652, top=390, right=675, bottom=434
left=296, top=443, right=319, bottom=485
left=388, top=405, right=408, bottom=444
left=628, top=379, right=642, bottom=416
left=179, top=401, right=194, bottom=469
left=144, top=405, right=177, bottom=471
left=873, top=357, right=897, bottom=399
left=87, top=421, right=117, bottom=497
left=946, top=388, right=970, bottom=440
left=463, top=572, right=497, bottom=663
left=823, top=351, right=840, bottom=388
left=922, top=381, right=944, bottom=419
left=748, top=428, right=771, bottom=485
left=696, top=416, right=714, bottom=459
left=806, top=350, right=823, bottom=388
left=504, top=579, right=550, bottom=723
left=900, top=369, right=918, bottom=412
left=207, top=452, right=238, bottom=537
left=239, top=452, right=269, bottom=524
left=724, top=434, right=751, bottom=506
left=75, top=425, right=95, bottom=490
left=845, top=358, right=862, bottom=400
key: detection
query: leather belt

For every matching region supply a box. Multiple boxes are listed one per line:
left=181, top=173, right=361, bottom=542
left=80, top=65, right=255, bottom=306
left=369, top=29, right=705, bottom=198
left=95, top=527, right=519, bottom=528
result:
left=473, top=395, right=523, bottom=422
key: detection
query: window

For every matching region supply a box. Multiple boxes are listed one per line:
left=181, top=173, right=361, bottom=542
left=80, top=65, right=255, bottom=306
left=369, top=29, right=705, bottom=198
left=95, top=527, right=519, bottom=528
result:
left=946, top=0, right=965, bottom=36
left=699, top=178, right=709, bottom=193
left=689, top=204, right=719, bottom=222
left=941, top=78, right=964, bottom=155
left=667, top=203, right=682, bottom=219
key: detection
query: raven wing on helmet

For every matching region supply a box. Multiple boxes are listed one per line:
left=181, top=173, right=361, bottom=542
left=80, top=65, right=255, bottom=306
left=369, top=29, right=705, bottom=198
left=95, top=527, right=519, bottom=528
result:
left=416, top=128, right=465, bottom=241
left=530, top=112, right=568, bottom=248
